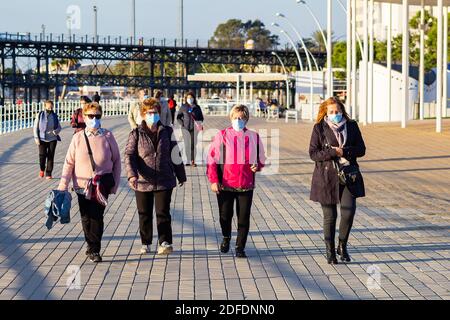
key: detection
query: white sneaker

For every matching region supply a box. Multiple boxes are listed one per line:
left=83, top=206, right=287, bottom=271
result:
left=140, top=245, right=151, bottom=254
left=157, top=241, right=173, bottom=255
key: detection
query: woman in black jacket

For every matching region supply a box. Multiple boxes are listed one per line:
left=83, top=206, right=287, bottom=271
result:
left=309, top=97, right=366, bottom=264
left=176, top=91, right=204, bottom=167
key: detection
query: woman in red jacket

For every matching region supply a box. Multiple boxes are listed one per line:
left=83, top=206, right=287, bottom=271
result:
left=207, top=105, right=266, bottom=258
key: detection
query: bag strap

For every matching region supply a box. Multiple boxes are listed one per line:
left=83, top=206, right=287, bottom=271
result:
left=83, top=131, right=96, bottom=174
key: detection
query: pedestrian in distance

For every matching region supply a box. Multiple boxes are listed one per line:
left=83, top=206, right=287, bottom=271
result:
left=176, top=91, right=204, bottom=167
left=70, top=96, right=91, bottom=134
left=33, top=100, right=62, bottom=180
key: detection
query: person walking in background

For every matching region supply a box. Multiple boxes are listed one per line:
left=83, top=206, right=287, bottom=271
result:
left=207, top=105, right=265, bottom=258
left=57, top=102, right=121, bottom=263
left=177, top=91, right=204, bottom=167
left=154, top=90, right=172, bottom=126
left=125, top=98, right=186, bottom=255
left=168, top=94, right=177, bottom=125
left=128, top=102, right=141, bottom=130
left=309, top=97, right=366, bottom=264
left=92, top=91, right=101, bottom=103
left=33, top=100, right=61, bottom=179
left=70, top=96, right=91, bottom=134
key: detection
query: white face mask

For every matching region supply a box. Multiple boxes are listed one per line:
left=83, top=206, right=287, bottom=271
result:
left=232, top=119, right=246, bottom=132
left=187, top=98, right=194, bottom=105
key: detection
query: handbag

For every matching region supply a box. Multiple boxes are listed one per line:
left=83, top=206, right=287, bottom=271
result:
left=322, top=125, right=365, bottom=197
left=83, top=132, right=115, bottom=206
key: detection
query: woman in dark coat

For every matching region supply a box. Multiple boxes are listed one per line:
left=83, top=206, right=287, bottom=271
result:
left=176, top=91, right=204, bottom=167
left=309, top=97, right=366, bottom=264
left=125, top=98, right=187, bottom=256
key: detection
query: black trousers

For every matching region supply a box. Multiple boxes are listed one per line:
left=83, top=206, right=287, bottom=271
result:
left=217, top=190, right=254, bottom=250
left=135, top=189, right=173, bottom=245
left=182, top=129, right=197, bottom=163
left=321, top=185, right=356, bottom=247
left=78, top=194, right=106, bottom=254
left=170, top=108, right=176, bottom=125
left=38, top=140, right=57, bottom=176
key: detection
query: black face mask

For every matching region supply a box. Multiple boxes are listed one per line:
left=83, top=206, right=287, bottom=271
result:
left=46, top=109, right=52, bottom=114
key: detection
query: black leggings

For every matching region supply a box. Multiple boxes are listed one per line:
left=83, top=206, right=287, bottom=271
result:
left=217, top=190, right=254, bottom=250
left=135, top=189, right=173, bottom=245
left=78, top=194, right=106, bottom=254
left=38, top=140, right=57, bottom=176
left=321, top=185, right=356, bottom=246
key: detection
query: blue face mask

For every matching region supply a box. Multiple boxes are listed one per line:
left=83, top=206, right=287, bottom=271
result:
left=329, top=113, right=343, bottom=124
left=146, top=113, right=160, bottom=125
left=232, top=119, right=246, bottom=132
left=86, top=118, right=101, bottom=129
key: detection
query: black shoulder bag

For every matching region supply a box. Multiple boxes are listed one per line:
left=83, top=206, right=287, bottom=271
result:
left=83, top=132, right=116, bottom=200
left=321, top=124, right=365, bottom=197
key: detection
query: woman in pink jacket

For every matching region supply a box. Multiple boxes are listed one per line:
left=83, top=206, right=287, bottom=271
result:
left=207, top=105, right=266, bottom=258
left=57, top=102, right=121, bottom=263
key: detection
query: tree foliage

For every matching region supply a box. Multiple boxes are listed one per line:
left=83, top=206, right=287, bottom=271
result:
left=209, top=19, right=279, bottom=50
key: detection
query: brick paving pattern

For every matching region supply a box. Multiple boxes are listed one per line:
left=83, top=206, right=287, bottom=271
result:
left=0, top=116, right=449, bottom=300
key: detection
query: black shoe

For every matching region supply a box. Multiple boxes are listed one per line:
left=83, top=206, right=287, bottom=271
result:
left=220, top=237, right=231, bottom=253
left=325, top=243, right=338, bottom=265
left=235, top=248, right=247, bottom=258
left=337, top=240, right=351, bottom=262
left=89, top=252, right=102, bottom=263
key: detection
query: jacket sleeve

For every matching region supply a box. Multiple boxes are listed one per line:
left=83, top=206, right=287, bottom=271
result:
left=128, top=105, right=138, bottom=129
left=58, top=135, right=77, bottom=191
left=309, top=124, right=337, bottom=162
left=169, top=128, right=187, bottom=183
left=54, top=115, right=62, bottom=135
left=33, top=112, right=40, bottom=140
left=107, top=131, right=122, bottom=194
left=196, top=106, right=204, bottom=122
left=124, top=129, right=139, bottom=180
left=176, top=107, right=184, bottom=126
left=256, top=133, right=266, bottom=171
left=343, top=121, right=366, bottom=159
left=206, top=131, right=222, bottom=184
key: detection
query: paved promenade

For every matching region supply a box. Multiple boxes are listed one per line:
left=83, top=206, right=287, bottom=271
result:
left=0, top=116, right=449, bottom=300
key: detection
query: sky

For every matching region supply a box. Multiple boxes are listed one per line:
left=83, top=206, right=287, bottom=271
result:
left=0, top=0, right=347, bottom=45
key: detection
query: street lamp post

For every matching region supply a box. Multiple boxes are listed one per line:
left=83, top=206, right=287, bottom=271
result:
left=272, top=51, right=291, bottom=108
left=276, top=13, right=314, bottom=120
left=93, top=6, right=98, bottom=43
left=271, top=23, right=304, bottom=72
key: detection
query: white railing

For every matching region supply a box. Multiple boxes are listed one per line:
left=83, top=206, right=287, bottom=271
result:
left=198, top=99, right=255, bottom=116
left=0, top=99, right=139, bottom=135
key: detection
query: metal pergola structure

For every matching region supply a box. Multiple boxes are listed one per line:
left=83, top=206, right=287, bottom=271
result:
left=0, top=37, right=326, bottom=103
left=346, top=0, right=450, bottom=133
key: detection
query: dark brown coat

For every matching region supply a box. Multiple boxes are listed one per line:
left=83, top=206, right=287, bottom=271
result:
left=309, top=119, right=366, bottom=205
left=125, top=122, right=186, bottom=192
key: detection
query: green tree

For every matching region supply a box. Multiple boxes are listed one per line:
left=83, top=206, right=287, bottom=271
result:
left=209, top=19, right=279, bottom=50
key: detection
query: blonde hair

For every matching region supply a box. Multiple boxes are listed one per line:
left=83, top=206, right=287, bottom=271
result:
left=141, top=98, right=161, bottom=117
left=83, top=102, right=102, bottom=115
left=229, top=105, right=250, bottom=121
left=315, top=97, right=350, bottom=124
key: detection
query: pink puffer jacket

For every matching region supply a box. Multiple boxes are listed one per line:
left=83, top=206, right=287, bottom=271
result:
left=207, top=127, right=266, bottom=189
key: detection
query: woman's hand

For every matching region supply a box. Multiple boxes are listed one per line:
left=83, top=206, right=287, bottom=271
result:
left=333, top=147, right=344, bottom=157
left=128, top=177, right=138, bottom=190
left=250, top=164, right=258, bottom=173
left=34, top=139, right=40, bottom=146
left=211, top=183, right=221, bottom=194
left=178, top=182, right=184, bottom=187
